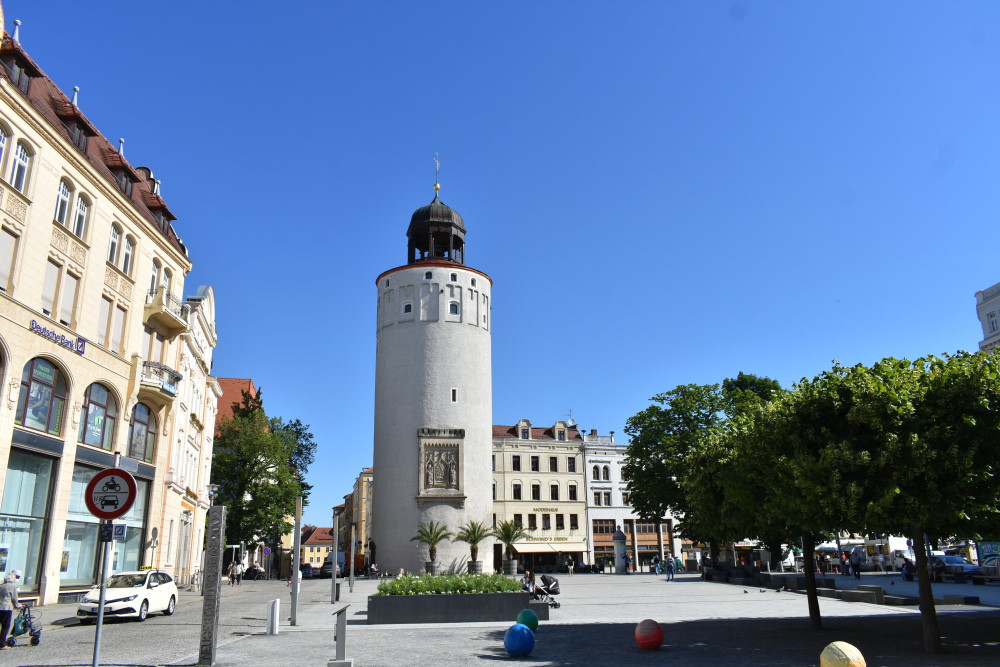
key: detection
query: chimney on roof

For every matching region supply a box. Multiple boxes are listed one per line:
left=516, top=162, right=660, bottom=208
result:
left=154, top=179, right=161, bottom=196
left=118, top=138, right=125, bottom=157
left=12, top=20, right=20, bottom=44
left=590, top=429, right=597, bottom=437
left=610, top=430, right=615, bottom=444
left=71, top=87, right=79, bottom=107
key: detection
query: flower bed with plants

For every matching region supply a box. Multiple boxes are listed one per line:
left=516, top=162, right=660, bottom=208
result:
left=368, top=573, right=534, bottom=625
left=375, top=573, right=522, bottom=596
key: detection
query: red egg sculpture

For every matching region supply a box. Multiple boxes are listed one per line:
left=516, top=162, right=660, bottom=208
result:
left=635, top=619, right=664, bottom=650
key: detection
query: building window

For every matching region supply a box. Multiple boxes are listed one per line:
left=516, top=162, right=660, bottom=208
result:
left=108, top=225, right=121, bottom=263
left=58, top=272, right=78, bottom=327
left=511, top=455, right=521, bottom=471
left=72, top=196, right=89, bottom=239
left=990, top=312, right=998, bottom=333
left=450, top=273, right=457, bottom=281
left=567, top=457, right=576, bottom=473
left=602, top=465, right=610, bottom=481
left=451, top=388, right=457, bottom=402
left=622, top=492, right=630, bottom=505
left=424, top=271, right=432, bottom=279
left=403, top=303, right=412, bottom=313
left=54, top=180, right=71, bottom=224
left=550, top=484, right=559, bottom=501
left=41, top=260, right=59, bottom=316
left=471, top=278, right=476, bottom=286
left=513, top=514, right=522, bottom=526
left=15, top=358, right=68, bottom=435
left=604, top=491, right=612, bottom=506
left=593, top=492, right=601, bottom=506
left=592, top=465, right=599, bottom=481
left=568, top=484, right=577, bottom=501
left=449, top=302, right=459, bottom=315
left=531, top=484, right=541, bottom=501
left=542, top=514, right=551, bottom=530
left=593, top=519, right=615, bottom=534
left=128, top=402, right=157, bottom=463
left=122, top=236, right=134, bottom=275
left=492, top=483, right=496, bottom=500
left=110, top=306, right=127, bottom=354
left=97, top=297, right=112, bottom=347
left=0, top=227, right=17, bottom=292
left=10, top=141, right=31, bottom=193
left=557, top=430, right=566, bottom=441
left=530, top=456, right=539, bottom=472
left=556, top=514, right=564, bottom=530
left=520, top=428, right=529, bottom=439
left=528, top=514, right=537, bottom=530
left=570, top=514, right=579, bottom=530
left=0, top=126, right=6, bottom=166
left=492, top=455, right=495, bottom=471
left=78, top=383, right=117, bottom=450
left=549, top=456, right=558, bottom=472
left=149, top=259, right=160, bottom=294
left=162, top=268, right=171, bottom=295
left=512, top=483, right=522, bottom=500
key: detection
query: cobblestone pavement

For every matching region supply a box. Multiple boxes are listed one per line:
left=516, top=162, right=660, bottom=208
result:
left=11, top=571, right=1000, bottom=666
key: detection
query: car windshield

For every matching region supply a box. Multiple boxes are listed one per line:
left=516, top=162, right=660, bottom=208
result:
left=940, top=556, right=966, bottom=564
left=106, top=574, right=146, bottom=588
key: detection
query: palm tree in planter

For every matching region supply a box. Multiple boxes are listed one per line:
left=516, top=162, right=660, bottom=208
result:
left=493, top=519, right=529, bottom=576
left=411, top=521, right=453, bottom=574
left=454, top=520, right=491, bottom=574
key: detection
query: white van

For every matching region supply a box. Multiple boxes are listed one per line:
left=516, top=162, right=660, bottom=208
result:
left=891, top=549, right=916, bottom=570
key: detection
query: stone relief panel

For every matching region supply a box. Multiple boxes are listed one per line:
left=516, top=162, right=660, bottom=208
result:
left=417, top=431, right=465, bottom=504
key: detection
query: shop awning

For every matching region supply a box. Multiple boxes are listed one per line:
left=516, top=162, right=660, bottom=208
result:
left=513, top=541, right=589, bottom=554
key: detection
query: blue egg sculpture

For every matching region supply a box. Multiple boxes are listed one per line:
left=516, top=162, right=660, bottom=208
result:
left=504, top=623, right=535, bottom=657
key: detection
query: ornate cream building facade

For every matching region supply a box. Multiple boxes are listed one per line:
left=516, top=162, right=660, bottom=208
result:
left=0, top=11, right=218, bottom=603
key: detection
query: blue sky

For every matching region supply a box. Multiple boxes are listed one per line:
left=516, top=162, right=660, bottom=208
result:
left=10, top=1, right=1000, bottom=526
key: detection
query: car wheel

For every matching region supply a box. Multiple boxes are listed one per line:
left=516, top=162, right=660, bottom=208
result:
left=164, top=596, right=176, bottom=616
left=137, top=600, right=148, bottom=622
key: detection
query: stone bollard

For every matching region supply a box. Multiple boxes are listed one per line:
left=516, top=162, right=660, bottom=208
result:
left=266, top=599, right=280, bottom=635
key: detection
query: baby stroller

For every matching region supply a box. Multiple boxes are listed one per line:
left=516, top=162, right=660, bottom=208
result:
left=534, top=574, right=561, bottom=609
left=7, top=606, right=42, bottom=647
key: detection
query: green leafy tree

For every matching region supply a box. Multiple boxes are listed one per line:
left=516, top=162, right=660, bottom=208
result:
left=211, top=391, right=302, bottom=552
left=410, top=521, right=453, bottom=563
left=271, top=418, right=317, bottom=503
left=453, top=520, right=491, bottom=563
left=492, top=520, right=529, bottom=562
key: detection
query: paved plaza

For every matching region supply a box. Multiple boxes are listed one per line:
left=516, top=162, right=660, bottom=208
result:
left=10, top=571, right=1000, bottom=666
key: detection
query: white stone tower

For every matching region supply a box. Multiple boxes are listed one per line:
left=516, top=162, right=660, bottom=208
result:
left=372, top=186, right=493, bottom=574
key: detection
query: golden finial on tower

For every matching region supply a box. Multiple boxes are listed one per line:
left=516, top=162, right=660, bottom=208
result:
left=434, top=153, right=441, bottom=192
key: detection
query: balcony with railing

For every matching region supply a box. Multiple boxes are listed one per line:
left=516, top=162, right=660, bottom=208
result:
left=139, top=360, right=183, bottom=402
left=144, top=286, right=189, bottom=338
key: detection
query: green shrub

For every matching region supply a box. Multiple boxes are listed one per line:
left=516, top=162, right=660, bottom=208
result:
left=375, top=573, right=522, bottom=596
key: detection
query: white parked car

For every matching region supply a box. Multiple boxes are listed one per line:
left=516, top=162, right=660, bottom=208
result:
left=77, top=570, right=177, bottom=623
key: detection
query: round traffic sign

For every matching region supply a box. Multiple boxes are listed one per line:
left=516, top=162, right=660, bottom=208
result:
left=84, top=468, right=138, bottom=520
left=263, top=547, right=271, bottom=555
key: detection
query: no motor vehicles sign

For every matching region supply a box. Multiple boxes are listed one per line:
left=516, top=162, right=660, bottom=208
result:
left=84, top=468, right=137, bottom=520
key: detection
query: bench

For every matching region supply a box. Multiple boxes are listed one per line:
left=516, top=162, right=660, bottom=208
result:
left=884, top=594, right=919, bottom=606
left=815, top=587, right=837, bottom=598
left=856, top=585, right=885, bottom=605
left=942, top=595, right=979, bottom=605
left=327, top=603, right=352, bottom=667
left=836, top=590, right=877, bottom=604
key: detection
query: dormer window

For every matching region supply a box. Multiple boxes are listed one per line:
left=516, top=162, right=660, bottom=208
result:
left=557, top=430, right=566, bottom=441
left=520, top=428, right=529, bottom=439
left=113, top=170, right=133, bottom=197
left=2, top=56, right=32, bottom=94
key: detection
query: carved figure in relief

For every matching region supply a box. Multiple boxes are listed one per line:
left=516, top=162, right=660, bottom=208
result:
left=432, top=453, right=446, bottom=487
left=445, top=452, right=458, bottom=489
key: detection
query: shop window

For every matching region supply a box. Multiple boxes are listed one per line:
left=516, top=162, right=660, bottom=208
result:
left=15, top=357, right=67, bottom=435
left=78, top=383, right=118, bottom=450
left=128, top=402, right=157, bottom=463
left=0, top=449, right=55, bottom=592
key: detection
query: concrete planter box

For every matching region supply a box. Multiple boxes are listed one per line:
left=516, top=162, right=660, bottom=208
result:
left=368, top=591, right=531, bottom=624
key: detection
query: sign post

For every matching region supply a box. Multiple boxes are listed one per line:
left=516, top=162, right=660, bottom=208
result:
left=83, top=468, right=138, bottom=667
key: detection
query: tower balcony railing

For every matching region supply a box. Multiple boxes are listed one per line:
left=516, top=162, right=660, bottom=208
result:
left=144, top=286, right=189, bottom=338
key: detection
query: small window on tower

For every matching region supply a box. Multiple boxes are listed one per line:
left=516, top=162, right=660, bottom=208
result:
left=471, top=278, right=477, bottom=287
left=449, top=303, right=459, bottom=315
left=451, top=388, right=457, bottom=402
left=424, top=271, right=432, bottom=279
left=450, top=273, right=457, bottom=281
left=403, top=303, right=412, bottom=313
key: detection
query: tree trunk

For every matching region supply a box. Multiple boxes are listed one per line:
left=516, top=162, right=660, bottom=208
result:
left=470, top=545, right=479, bottom=562
left=801, top=533, right=822, bottom=630
left=429, top=545, right=437, bottom=563
left=765, top=538, right=784, bottom=571
left=912, top=530, right=942, bottom=653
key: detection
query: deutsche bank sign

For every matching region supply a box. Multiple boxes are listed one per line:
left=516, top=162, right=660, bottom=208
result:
left=29, top=320, right=86, bottom=355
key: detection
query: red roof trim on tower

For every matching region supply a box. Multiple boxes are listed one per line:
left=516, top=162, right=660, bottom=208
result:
left=376, top=260, right=492, bottom=287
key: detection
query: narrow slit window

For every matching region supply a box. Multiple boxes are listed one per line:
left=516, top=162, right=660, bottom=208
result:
left=451, top=388, right=457, bottom=402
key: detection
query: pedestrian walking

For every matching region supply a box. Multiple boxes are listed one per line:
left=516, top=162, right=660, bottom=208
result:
left=227, top=561, right=236, bottom=586
left=0, top=571, right=23, bottom=650
left=567, top=558, right=574, bottom=576
left=878, top=553, right=886, bottom=573
left=850, top=551, right=863, bottom=580
left=287, top=567, right=302, bottom=599
left=623, top=553, right=631, bottom=573
left=666, top=556, right=675, bottom=581
left=653, top=554, right=661, bottom=575
left=235, top=561, right=244, bottom=586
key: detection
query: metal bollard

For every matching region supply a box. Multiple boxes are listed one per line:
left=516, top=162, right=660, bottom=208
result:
left=266, top=599, right=280, bottom=635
